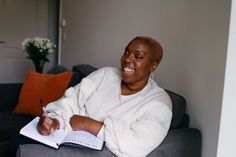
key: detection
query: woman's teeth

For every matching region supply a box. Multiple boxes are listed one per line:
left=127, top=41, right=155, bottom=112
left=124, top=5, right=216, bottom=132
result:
left=124, top=67, right=135, bottom=72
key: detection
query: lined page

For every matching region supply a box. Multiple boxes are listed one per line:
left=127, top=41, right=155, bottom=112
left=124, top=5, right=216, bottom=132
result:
left=62, top=131, right=104, bottom=150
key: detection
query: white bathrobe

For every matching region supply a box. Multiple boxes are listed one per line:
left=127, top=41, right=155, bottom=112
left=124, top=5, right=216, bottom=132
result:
left=45, top=67, right=172, bottom=157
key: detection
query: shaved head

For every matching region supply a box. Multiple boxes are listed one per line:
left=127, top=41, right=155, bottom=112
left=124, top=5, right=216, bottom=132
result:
left=129, top=36, right=163, bottom=64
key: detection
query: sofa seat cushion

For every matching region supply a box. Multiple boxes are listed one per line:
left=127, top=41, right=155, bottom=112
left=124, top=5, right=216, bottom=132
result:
left=147, top=128, right=202, bottom=157
left=0, top=112, right=34, bottom=157
left=0, top=111, right=34, bottom=142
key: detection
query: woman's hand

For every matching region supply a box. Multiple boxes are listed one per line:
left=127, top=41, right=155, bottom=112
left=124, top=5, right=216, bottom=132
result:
left=70, top=115, right=103, bottom=136
left=37, top=116, right=60, bottom=136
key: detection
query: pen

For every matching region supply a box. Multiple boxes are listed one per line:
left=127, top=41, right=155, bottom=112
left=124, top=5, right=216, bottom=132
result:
left=39, top=99, right=55, bottom=134
left=40, top=99, right=46, bottom=113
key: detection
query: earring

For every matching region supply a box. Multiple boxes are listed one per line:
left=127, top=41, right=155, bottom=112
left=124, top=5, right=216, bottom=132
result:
left=150, top=72, right=154, bottom=79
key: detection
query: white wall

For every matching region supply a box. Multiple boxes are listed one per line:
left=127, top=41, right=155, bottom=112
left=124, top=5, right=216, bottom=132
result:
left=60, top=0, right=231, bottom=157
left=60, top=0, right=194, bottom=69
left=159, top=1, right=230, bottom=157
left=217, top=0, right=236, bottom=156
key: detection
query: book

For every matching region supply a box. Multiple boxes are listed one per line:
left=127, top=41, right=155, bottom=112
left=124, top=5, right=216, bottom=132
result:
left=20, top=117, right=104, bottom=150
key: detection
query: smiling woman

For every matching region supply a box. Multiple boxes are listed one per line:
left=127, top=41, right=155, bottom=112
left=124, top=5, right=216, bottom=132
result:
left=13, top=36, right=172, bottom=157
left=120, top=36, right=163, bottom=95
left=37, top=36, right=172, bottom=157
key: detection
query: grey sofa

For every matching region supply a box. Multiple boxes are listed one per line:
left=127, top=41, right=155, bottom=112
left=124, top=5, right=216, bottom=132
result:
left=0, top=64, right=201, bottom=157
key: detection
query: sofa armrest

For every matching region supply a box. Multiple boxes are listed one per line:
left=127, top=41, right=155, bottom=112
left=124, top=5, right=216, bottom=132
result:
left=16, top=128, right=201, bottom=157
left=0, top=83, right=22, bottom=111
left=148, top=128, right=202, bottom=157
left=17, top=144, right=116, bottom=157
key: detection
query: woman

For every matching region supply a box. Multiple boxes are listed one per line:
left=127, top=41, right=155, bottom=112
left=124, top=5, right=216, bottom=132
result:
left=38, top=36, right=172, bottom=157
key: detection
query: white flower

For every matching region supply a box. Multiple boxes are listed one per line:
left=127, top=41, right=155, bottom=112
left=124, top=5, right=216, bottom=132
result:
left=46, top=42, right=52, bottom=49
left=22, top=37, right=56, bottom=62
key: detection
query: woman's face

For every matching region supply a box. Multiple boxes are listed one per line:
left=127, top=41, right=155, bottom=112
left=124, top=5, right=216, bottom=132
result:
left=121, top=39, right=157, bottom=86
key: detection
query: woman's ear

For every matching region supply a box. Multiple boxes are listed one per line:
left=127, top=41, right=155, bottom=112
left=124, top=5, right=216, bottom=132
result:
left=150, top=61, right=159, bottom=72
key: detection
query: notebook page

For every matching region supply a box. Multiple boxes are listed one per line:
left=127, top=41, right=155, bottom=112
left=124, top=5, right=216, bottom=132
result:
left=62, top=131, right=104, bottom=150
left=20, top=117, right=68, bottom=149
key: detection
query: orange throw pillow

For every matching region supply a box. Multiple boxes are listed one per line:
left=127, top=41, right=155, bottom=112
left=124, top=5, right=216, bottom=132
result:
left=14, top=70, right=73, bottom=116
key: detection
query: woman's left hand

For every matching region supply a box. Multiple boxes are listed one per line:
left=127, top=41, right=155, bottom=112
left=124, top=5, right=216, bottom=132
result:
left=70, top=115, right=103, bottom=136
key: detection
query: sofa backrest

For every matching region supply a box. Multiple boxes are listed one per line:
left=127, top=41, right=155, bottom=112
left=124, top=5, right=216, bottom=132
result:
left=47, top=64, right=97, bottom=88
left=166, top=90, right=188, bottom=129
left=72, top=64, right=98, bottom=78
left=0, top=83, right=23, bottom=111
left=47, top=65, right=82, bottom=88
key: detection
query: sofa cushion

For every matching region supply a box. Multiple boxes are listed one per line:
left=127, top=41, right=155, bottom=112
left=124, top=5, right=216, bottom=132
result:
left=72, top=64, right=97, bottom=78
left=0, top=112, right=34, bottom=142
left=47, top=64, right=82, bottom=87
left=0, top=112, right=34, bottom=157
left=67, top=72, right=82, bottom=87
left=46, top=65, right=69, bottom=74
left=0, top=83, right=22, bottom=111
left=148, top=128, right=201, bottom=157
left=166, top=90, right=187, bottom=129
left=13, top=70, right=73, bottom=116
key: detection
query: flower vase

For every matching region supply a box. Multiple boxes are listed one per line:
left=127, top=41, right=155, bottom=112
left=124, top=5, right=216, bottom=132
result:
left=33, top=60, right=45, bottom=73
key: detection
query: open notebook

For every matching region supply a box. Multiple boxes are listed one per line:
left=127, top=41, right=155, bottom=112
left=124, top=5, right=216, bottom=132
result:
left=20, top=117, right=104, bottom=150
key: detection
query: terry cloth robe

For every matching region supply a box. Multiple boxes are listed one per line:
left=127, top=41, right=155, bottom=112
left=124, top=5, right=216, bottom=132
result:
left=45, top=67, right=172, bottom=157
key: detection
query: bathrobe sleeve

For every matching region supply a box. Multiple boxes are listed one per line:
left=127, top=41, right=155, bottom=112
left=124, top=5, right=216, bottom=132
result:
left=44, top=69, right=106, bottom=131
left=101, top=100, right=172, bottom=157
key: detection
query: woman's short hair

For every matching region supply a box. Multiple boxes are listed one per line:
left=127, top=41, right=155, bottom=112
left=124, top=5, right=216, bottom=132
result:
left=131, top=36, right=163, bottom=63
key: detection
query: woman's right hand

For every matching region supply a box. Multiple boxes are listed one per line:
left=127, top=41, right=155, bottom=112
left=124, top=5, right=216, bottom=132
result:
left=37, top=116, right=60, bottom=136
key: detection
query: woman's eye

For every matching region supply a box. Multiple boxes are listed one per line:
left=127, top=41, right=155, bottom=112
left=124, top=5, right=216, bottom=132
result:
left=135, top=55, right=143, bottom=59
